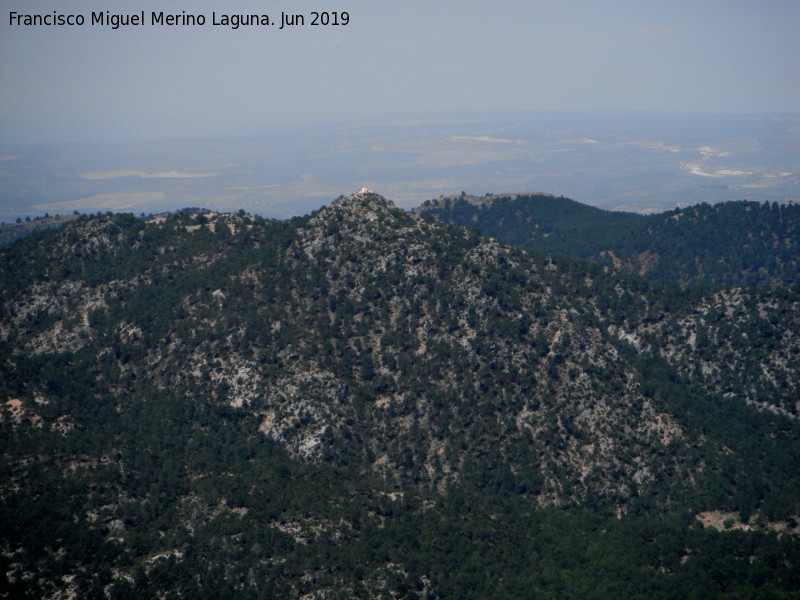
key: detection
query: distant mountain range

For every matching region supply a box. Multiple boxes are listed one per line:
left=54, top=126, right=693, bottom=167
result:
left=416, top=193, right=800, bottom=288
left=1, top=191, right=798, bottom=599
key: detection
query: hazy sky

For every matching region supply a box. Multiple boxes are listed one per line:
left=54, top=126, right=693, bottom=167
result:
left=1, top=0, right=798, bottom=143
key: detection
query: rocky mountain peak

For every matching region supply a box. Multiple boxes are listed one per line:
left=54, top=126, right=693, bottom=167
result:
left=326, top=188, right=398, bottom=217
left=300, top=189, right=422, bottom=257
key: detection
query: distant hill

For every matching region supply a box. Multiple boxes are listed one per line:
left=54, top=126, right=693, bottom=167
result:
left=0, top=213, right=80, bottom=246
left=1, top=192, right=798, bottom=599
left=415, top=193, right=800, bottom=287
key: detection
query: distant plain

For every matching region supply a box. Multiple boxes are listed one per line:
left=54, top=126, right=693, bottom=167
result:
left=1, top=111, right=797, bottom=222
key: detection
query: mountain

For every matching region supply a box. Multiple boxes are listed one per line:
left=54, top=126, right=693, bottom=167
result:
left=2, top=191, right=799, bottom=599
left=415, top=193, right=800, bottom=287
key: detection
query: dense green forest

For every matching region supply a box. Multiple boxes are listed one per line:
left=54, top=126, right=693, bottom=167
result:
left=1, top=193, right=798, bottom=598
left=416, top=193, right=800, bottom=287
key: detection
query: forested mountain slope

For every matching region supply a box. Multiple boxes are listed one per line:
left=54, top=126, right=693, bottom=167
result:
left=415, top=193, right=800, bottom=287
left=0, top=214, right=81, bottom=247
left=1, top=191, right=798, bottom=599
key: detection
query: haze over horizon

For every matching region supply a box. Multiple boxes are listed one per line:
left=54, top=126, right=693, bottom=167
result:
left=0, top=110, right=797, bottom=223
left=1, top=1, right=798, bottom=221
left=1, top=0, right=798, bottom=144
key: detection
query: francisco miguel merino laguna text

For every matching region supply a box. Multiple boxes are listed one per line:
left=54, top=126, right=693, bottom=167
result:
left=8, top=10, right=350, bottom=30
